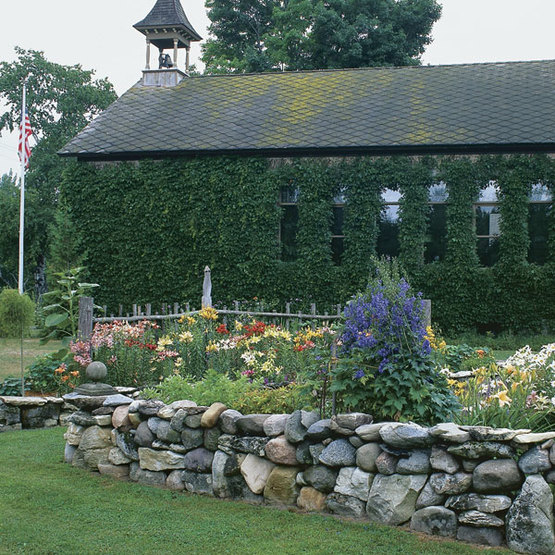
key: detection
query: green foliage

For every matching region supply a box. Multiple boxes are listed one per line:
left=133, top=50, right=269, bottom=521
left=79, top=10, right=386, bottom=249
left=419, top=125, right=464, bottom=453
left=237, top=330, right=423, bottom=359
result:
left=0, top=48, right=116, bottom=293
left=62, top=154, right=555, bottom=334
left=202, top=0, right=442, bottom=73
left=331, top=261, right=459, bottom=423
left=233, top=382, right=312, bottom=413
left=25, top=352, right=65, bottom=393
left=0, top=376, right=26, bottom=395
left=142, top=370, right=257, bottom=407
left=0, top=172, right=45, bottom=290
left=144, top=370, right=310, bottom=413
left=39, top=267, right=99, bottom=344
left=0, top=289, right=35, bottom=338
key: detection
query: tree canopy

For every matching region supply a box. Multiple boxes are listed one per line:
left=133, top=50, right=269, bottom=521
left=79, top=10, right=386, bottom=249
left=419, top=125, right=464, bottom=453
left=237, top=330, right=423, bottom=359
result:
left=202, top=0, right=442, bottom=73
left=0, top=48, right=116, bottom=293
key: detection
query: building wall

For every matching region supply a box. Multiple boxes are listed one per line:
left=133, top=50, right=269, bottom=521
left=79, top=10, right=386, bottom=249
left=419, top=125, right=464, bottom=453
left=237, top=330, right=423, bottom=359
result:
left=62, top=154, right=555, bottom=333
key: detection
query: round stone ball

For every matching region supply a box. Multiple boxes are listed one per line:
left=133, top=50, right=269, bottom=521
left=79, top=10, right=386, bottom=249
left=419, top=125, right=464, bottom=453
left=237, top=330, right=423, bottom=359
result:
left=86, top=361, right=108, bottom=382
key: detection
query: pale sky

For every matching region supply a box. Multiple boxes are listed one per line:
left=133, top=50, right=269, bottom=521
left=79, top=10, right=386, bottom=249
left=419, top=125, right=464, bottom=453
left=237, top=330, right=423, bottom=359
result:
left=0, top=0, right=554, bottom=177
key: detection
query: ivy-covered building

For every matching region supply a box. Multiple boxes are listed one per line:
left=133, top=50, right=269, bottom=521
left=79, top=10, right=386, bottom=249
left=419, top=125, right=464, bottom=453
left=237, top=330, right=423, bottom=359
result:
left=60, top=0, right=555, bottom=333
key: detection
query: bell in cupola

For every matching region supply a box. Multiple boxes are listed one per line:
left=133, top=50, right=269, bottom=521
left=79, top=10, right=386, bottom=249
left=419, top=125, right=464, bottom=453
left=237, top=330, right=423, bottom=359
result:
left=134, top=0, right=202, bottom=85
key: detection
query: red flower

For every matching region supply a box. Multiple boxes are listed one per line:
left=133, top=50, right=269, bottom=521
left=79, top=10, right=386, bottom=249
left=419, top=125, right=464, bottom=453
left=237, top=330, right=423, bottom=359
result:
left=216, top=324, right=230, bottom=335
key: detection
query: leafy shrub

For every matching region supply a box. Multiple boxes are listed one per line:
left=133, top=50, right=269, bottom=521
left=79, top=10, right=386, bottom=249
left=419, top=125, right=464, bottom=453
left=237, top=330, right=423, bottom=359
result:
left=142, top=370, right=257, bottom=407
left=26, top=352, right=65, bottom=393
left=39, top=267, right=99, bottom=345
left=234, top=383, right=312, bottom=414
left=0, top=377, right=28, bottom=395
left=440, top=344, right=496, bottom=374
left=0, top=289, right=35, bottom=337
left=332, top=258, right=459, bottom=423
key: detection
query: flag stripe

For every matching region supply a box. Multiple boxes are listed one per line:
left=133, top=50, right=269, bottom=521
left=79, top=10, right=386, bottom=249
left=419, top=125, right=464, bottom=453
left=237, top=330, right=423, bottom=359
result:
left=18, top=111, right=33, bottom=168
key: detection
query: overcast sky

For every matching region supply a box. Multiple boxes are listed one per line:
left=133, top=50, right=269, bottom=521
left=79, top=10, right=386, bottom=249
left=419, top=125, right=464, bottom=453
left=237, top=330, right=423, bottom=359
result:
left=0, top=0, right=554, bottom=176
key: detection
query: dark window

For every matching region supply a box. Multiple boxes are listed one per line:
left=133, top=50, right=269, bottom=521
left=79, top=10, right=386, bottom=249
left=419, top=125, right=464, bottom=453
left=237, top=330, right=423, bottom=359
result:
left=279, top=186, right=299, bottom=262
left=425, top=205, right=448, bottom=262
left=377, top=189, right=400, bottom=258
left=475, top=183, right=500, bottom=267
left=331, top=189, right=346, bottom=265
left=425, top=183, right=448, bottom=262
left=528, top=184, right=552, bottom=264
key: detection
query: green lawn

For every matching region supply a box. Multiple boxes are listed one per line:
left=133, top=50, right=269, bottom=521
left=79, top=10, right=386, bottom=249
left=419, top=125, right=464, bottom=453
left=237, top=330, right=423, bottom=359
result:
left=0, top=428, right=508, bottom=555
left=0, top=338, right=64, bottom=380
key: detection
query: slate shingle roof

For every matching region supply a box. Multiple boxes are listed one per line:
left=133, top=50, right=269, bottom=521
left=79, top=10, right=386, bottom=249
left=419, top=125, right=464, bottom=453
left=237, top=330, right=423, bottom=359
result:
left=60, top=60, right=555, bottom=160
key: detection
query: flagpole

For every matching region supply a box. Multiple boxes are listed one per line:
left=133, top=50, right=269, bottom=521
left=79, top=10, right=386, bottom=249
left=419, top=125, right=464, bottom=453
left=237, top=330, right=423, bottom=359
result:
left=18, top=81, right=26, bottom=295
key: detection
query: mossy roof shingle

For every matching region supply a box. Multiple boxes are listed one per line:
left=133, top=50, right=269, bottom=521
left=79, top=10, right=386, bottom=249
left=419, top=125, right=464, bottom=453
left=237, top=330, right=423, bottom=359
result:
left=60, top=60, right=555, bottom=160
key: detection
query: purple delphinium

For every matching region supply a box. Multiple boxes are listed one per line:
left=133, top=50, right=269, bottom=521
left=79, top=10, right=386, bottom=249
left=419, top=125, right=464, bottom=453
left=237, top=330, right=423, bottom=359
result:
left=342, top=277, right=429, bottom=373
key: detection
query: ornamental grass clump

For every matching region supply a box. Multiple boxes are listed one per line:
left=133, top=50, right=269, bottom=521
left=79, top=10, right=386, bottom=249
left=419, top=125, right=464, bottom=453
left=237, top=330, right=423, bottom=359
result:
left=333, top=258, right=459, bottom=424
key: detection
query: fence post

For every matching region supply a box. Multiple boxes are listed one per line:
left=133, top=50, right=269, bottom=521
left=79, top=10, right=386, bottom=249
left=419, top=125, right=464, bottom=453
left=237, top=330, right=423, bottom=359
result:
left=202, top=266, right=212, bottom=308
left=78, top=296, right=94, bottom=341
left=423, top=299, right=432, bottom=329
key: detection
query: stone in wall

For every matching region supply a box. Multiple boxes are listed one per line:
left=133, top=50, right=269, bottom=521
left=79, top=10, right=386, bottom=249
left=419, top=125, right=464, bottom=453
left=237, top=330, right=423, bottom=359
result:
left=306, top=419, right=332, bottom=441
left=333, top=467, right=373, bottom=501
left=379, top=423, right=434, bottom=449
left=355, top=443, right=382, bottom=473
left=297, top=487, right=327, bottom=512
left=284, top=410, right=319, bottom=444
left=263, top=435, right=297, bottom=466
left=219, top=409, right=243, bottom=435
left=396, top=450, right=431, bottom=475
left=21, top=403, right=61, bottom=429
left=264, top=466, right=300, bottom=504
left=518, top=446, right=551, bottom=474
left=326, top=493, right=366, bottom=518
left=129, top=461, right=166, bottom=487
left=319, top=439, right=356, bottom=467
left=240, top=454, right=276, bottom=494
left=302, top=465, right=338, bottom=493
left=236, top=414, right=270, bottom=436
left=139, top=448, right=186, bottom=471
left=366, top=474, right=427, bottom=526
left=445, top=493, right=512, bottom=513
left=201, top=403, right=227, bottom=428
left=182, top=471, right=213, bottom=495
left=506, top=474, right=555, bottom=555
left=472, top=459, right=522, bottom=493
left=429, top=472, right=472, bottom=495
left=410, top=506, right=458, bottom=538
left=0, top=400, right=21, bottom=430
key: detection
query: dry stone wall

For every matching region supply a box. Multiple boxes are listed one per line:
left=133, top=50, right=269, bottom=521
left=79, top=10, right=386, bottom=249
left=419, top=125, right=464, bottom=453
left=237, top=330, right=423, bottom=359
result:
left=62, top=394, right=555, bottom=555
left=0, top=396, right=72, bottom=431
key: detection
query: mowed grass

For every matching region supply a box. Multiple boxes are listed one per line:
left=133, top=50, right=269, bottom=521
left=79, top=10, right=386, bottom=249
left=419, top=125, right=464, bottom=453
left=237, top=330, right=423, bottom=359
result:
left=0, top=428, right=509, bottom=555
left=0, top=338, right=64, bottom=380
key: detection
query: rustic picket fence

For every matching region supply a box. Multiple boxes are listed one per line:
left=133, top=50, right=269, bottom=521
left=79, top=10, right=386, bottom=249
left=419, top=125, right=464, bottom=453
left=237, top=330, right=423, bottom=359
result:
left=77, top=266, right=431, bottom=340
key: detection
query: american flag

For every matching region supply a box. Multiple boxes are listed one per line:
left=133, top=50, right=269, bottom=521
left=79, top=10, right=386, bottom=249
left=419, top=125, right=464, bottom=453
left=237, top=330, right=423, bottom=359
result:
left=18, top=108, right=33, bottom=169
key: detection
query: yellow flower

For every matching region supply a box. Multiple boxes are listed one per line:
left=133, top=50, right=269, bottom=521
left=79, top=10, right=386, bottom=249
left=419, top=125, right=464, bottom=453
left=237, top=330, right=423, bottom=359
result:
left=199, top=307, right=218, bottom=320
left=187, top=316, right=196, bottom=326
left=157, top=336, right=173, bottom=351
left=178, top=331, right=194, bottom=343
left=493, top=390, right=512, bottom=407
left=178, top=315, right=186, bottom=324
left=206, top=341, right=219, bottom=353
left=234, top=321, right=243, bottom=331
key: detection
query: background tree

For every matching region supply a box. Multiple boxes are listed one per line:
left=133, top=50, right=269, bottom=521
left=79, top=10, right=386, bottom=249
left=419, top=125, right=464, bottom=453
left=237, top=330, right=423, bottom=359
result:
left=202, top=0, right=442, bottom=73
left=0, top=48, right=117, bottom=294
left=0, top=172, right=45, bottom=290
